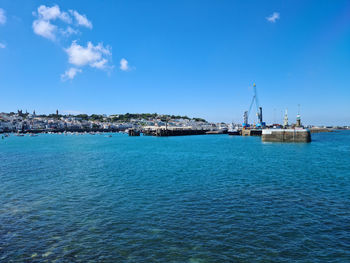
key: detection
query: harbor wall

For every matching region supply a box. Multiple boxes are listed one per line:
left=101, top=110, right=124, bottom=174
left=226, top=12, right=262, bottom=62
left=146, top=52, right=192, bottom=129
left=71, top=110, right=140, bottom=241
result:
left=242, top=129, right=262, bottom=136
left=142, top=128, right=208, bottom=137
left=310, top=128, right=334, bottom=133
left=262, top=129, right=311, bottom=143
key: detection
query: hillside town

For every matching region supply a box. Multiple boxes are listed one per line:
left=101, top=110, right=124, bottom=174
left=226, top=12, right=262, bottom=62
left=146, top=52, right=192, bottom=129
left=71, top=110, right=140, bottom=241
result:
left=0, top=110, right=224, bottom=133
left=1, top=110, right=349, bottom=135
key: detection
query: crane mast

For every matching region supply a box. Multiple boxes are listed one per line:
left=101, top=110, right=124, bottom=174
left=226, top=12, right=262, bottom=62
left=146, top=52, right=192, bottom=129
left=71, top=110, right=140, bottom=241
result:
left=243, top=83, right=265, bottom=129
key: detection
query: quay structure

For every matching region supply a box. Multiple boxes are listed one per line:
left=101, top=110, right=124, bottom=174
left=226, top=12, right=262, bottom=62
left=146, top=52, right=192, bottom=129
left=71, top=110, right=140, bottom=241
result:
left=261, top=128, right=311, bottom=143
left=241, top=129, right=262, bottom=136
left=129, top=125, right=312, bottom=143
left=261, top=110, right=311, bottom=143
left=141, top=126, right=209, bottom=137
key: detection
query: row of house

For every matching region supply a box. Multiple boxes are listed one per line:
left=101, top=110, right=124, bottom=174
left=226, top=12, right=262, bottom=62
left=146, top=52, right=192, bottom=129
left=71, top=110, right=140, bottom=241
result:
left=0, top=111, right=227, bottom=133
left=0, top=112, right=132, bottom=133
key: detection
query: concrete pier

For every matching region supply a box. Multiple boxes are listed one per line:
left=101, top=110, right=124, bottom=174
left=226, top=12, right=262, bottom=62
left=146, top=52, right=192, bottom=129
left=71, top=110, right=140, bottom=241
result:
left=142, top=127, right=208, bottom=137
left=310, top=127, right=334, bottom=133
left=262, top=129, right=311, bottom=143
left=205, top=130, right=227, bottom=135
left=242, top=129, right=262, bottom=136
left=157, top=129, right=207, bottom=136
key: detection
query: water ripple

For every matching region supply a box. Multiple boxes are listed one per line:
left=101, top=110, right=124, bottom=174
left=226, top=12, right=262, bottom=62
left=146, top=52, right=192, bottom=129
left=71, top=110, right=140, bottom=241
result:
left=0, top=132, right=350, bottom=262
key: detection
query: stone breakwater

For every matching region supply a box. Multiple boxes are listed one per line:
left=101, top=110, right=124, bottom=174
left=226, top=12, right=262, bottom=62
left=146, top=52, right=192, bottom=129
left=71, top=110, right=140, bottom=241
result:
left=142, top=128, right=209, bottom=136
left=262, top=129, right=311, bottom=143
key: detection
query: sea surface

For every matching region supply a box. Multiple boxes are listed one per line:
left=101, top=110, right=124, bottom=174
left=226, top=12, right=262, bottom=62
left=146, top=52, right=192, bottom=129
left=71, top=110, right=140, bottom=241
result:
left=0, top=131, right=349, bottom=262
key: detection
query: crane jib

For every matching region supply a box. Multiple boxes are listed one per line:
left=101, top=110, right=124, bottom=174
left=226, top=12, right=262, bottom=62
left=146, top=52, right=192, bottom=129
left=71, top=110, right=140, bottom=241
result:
left=243, top=84, right=264, bottom=128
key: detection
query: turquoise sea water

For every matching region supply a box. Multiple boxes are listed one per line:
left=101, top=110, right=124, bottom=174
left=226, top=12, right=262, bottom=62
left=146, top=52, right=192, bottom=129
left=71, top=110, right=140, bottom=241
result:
left=0, top=132, right=349, bottom=262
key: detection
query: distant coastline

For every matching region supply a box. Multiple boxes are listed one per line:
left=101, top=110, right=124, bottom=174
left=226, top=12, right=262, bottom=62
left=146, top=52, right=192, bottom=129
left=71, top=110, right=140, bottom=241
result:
left=0, top=110, right=349, bottom=134
left=0, top=111, right=210, bottom=134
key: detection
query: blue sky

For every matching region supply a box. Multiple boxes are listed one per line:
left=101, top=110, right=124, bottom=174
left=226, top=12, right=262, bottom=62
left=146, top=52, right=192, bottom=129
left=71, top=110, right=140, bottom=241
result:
left=0, top=0, right=349, bottom=125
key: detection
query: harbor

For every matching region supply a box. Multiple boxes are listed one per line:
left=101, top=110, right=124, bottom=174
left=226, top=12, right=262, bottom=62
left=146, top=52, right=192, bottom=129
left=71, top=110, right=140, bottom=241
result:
left=126, top=126, right=312, bottom=143
left=0, top=108, right=343, bottom=143
left=123, top=84, right=314, bottom=143
left=1, top=1, right=350, bottom=262
left=0, top=84, right=347, bottom=143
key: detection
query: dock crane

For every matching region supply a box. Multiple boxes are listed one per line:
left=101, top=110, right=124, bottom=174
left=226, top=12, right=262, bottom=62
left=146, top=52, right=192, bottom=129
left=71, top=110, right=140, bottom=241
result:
left=242, top=83, right=265, bottom=129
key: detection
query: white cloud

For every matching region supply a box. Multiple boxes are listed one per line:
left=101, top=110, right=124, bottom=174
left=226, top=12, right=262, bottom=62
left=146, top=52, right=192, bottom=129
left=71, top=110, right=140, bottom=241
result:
left=91, top=58, right=108, bottom=69
left=61, top=67, right=82, bottom=81
left=0, top=9, right=7, bottom=48
left=70, top=10, right=92, bottom=29
left=0, top=8, right=6, bottom=25
left=32, top=5, right=92, bottom=41
left=37, top=5, right=60, bottom=20
left=59, top=12, right=72, bottom=24
left=32, top=5, right=65, bottom=40
left=31, top=5, right=111, bottom=80
left=266, top=12, right=280, bottom=23
left=32, top=19, right=57, bottom=40
left=65, top=41, right=111, bottom=69
left=37, top=5, right=71, bottom=23
left=120, top=58, right=130, bottom=71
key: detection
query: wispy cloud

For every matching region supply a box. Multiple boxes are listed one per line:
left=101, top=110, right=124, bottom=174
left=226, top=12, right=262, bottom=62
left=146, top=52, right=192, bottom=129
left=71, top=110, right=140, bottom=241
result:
left=0, top=9, right=7, bottom=48
left=0, top=8, right=6, bottom=25
left=266, top=12, right=280, bottom=23
left=61, top=26, right=79, bottom=37
left=61, top=67, right=82, bottom=81
left=69, top=10, right=92, bottom=29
